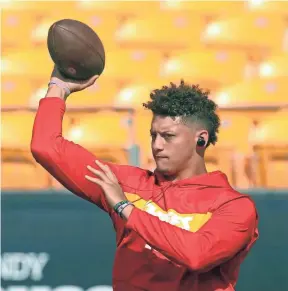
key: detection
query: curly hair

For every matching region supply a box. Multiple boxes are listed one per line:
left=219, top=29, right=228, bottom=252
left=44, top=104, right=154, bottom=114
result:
left=142, top=80, right=220, bottom=146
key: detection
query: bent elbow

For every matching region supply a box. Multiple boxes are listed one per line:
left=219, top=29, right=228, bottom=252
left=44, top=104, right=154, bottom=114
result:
left=187, top=258, right=201, bottom=272
left=187, top=256, right=210, bottom=273
left=31, top=142, right=48, bottom=163
left=30, top=137, right=59, bottom=165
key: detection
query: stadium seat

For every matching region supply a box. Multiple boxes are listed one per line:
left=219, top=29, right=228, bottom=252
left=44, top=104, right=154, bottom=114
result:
left=1, top=147, right=49, bottom=190
left=2, top=9, right=41, bottom=52
left=160, top=49, right=248, bottom=87
left=159, top=0, right=246, bottom=17
left=215, top=112, right=256, bottom=188
left=204, top=146, right=235, bottom=186
left=2, top=75, right=36, bottom=107
left=115, top=14, right=206, bottom=51
left=251, top=110, right=288, bottom=188
left=28, top=85, right=49, bottom=108
left=1, top=111, right=70, bottom=151
left=104, top=50, right=165, bottom=83
left=253, top=146, right=288, bottom=189
left=1, top=158, right=49, bottom=190
left=1, top=1, right=75, bottom=16
left=251, top=109, right=288, bottom=146
left=2, top=49, right=53, bottom=80
left=258, top=54, right=288, bottom=78
left=60, top=112, right=132, bottom=170
left=63, top=112, right=130, bottom=148
left=246, top=0, right=288, bottom=17
left=113, top=81, right=165, bottom=109
left=202, top=13, right=287, bottom=52
left=213, top=78, right=288, bottom=107
left=1, top=112, right=35, bottom=150
left=68, top=81, right=120, bottom=108
left=76, top=0, right=160, bottom=17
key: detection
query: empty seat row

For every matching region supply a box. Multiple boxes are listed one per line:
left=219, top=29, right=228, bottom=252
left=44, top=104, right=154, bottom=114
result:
left=2, top=10, right=288, bottom=53
left=2, top=74, right=288, bottom=108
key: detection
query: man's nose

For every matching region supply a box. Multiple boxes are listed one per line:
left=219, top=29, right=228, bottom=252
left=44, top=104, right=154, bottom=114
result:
left=152, top=135, right=164, bottom=151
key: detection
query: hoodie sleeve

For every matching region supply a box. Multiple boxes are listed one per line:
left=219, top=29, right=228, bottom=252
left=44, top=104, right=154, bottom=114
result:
left=31, top=97, right=143, bottom=213
left=126, top=196, right=258, bottom=272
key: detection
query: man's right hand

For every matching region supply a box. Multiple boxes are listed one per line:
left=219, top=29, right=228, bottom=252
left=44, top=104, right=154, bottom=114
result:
left=45, top=66, right=99, bottom=100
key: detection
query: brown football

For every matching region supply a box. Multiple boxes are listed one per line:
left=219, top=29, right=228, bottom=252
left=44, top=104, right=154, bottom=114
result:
left=47, top=19, right=105, bottom=80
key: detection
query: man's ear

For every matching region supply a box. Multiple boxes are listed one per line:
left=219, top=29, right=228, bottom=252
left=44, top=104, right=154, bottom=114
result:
left=195, top=130, right=209, bottom=147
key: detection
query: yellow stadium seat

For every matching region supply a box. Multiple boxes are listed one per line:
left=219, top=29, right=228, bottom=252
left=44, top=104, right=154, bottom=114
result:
left=76, top=0, right=160, bottom=17
left=2, top=76, right=37, bottom=107
left=1, top=111, right=70, bottom=151
left=2, top=49, right=53, bottom=80
left=67, top=79, right=120, bottom=108
left=1, top=160, right=48, bottom=190
left=63, top=112, right=130, bottom=148
left=246, top=0, right=288, bottom=17
left=205, top=146, right=235, bottom=186
left=252, top=110, right=288, bottom=188
left=213, top=78, right=288, bottom=107
left=251, top=109, right=288, bottom=146
left=159, top=0, right=246, bottom=16
left=253, top=146, right=288, bottom=189
left=217, top=112, right=254, bottom=155
left=104, top=50, right=165, bottom=82
left=202, top=13, right=286, bottom=52
left=60, top=112, right=132, bottom=167
left=215, top=112, right=256, bottom=188
left=28, top=86, right=49, bottom=109
left=258, top=54, right=288, bottom=78
left=113, top=81, right=165, bottom=109
left=1, top=112, right=35, bottom=150
left=1, top=1, right=75, bottom=16
left=1, top=147, right=49, bottom=190
left=160, top=49, right=248, bottom=87
left=115, top=15, right=206, bottom=51
left=2, top=9, right=40, bottom=51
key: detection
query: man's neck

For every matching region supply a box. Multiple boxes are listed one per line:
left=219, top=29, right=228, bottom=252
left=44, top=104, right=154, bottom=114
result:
left=163, top=160, right=208, bottom=182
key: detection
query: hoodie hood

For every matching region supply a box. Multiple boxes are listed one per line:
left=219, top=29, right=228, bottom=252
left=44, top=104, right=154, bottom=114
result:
left=154, top=170, right=232, bottom=189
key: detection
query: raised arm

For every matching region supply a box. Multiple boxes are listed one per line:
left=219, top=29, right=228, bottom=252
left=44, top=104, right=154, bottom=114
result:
left=31, top=67, right=138, bottom=213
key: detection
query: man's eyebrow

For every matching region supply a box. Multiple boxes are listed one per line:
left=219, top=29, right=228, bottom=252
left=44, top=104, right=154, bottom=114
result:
left=150, top=130, right=175, bottom=134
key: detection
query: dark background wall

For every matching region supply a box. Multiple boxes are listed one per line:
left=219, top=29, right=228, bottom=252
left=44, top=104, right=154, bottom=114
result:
left=2, top=190, right=288, bottom=291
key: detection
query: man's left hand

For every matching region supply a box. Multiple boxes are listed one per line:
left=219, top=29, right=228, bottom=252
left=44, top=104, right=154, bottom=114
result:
left=85, top=160, right=134, bottom=218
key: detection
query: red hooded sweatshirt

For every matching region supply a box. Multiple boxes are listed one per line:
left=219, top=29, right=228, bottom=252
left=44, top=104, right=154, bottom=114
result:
left=31, top=97, right=259, bottom=291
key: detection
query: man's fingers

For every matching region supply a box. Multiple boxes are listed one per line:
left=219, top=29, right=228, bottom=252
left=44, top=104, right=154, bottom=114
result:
left=95, top=160, right=118, bottom=182
left=89, top=75, right=99, bottom=84
left=80, top=75, right=99, bottom=90
left=87, top=165, right=109, bottom=182
left=85, top=175, right=104, bottom=187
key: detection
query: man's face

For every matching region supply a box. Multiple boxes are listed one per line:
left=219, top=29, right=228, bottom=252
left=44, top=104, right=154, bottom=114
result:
left=150, top=115, right=196, bottom=175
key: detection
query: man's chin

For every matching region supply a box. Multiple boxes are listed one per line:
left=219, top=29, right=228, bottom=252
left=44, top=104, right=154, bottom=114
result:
left=155, top=165, right=172, bottom=175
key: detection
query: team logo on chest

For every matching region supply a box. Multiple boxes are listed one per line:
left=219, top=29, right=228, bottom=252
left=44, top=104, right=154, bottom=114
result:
left=144, top=202, right=193, bottom=231
left=125, top=192, right=212, bottom=232
left=125, top=192, right=212, bottom=258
